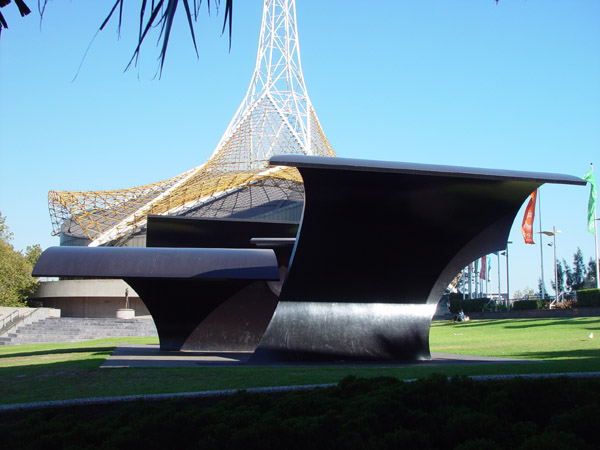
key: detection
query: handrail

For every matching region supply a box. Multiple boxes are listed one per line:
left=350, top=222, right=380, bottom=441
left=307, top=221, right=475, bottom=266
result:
left=0, top=308, right=39, bottom=336
left=0, top=310, right=21, bottom=333
left=550, top=292, right=566, bottom=309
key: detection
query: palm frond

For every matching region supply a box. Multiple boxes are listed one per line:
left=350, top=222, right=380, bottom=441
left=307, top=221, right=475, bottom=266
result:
left=99, top=0, right=122, bottom=31
left=118, top=0, right=124, bottom=38
left=156, top=0, right=179, bottom=74
left=182, top=0, right=199, bottom=58
left=0, top=11, right=8, bottom=35
left=14, top=0, right=31, bottom=16
left=221, top=0, right=231, bottom=50
left=3, top=0, right=235, bottom=75
left=122, top=0, right=232, bottom=76
left=125, top=0, right=164, bottom=71
left=0, top=0, right=31, bottom=35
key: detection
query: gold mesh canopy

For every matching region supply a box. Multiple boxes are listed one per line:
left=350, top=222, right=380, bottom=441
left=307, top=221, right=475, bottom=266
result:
left=48, top=0, right=336, bottom=246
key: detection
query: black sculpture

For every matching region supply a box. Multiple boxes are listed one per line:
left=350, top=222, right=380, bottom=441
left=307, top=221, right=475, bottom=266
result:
left=33, top=246, right=281, bottom=351
left=33, top=155, right=584, bottom=361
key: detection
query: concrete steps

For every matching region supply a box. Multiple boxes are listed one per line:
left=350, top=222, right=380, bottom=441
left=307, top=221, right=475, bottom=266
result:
left=0, top=317, right=158, bottom=345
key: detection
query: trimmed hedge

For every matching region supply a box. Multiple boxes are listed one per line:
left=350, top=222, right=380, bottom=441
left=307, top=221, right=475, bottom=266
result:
left=2, top=375, right=600, bottom=450
left=448, top=294, right=489, bottom=314
left=512, top=300, right=539, bottom=311
left=576, top=289, right=600, bottom=307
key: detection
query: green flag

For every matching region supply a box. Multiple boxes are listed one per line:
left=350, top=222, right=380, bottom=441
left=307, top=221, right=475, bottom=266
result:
left=583, top=167, right=597, bottom=234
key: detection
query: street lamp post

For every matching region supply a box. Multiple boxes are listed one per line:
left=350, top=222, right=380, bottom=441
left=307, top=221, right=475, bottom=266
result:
left=542, top=227, right=561, bottom=304
left=506, top=241, right=512, bottom=307
left=538, top=190, right=546, bottom=300
left=496, top=252, right=501, bottom=302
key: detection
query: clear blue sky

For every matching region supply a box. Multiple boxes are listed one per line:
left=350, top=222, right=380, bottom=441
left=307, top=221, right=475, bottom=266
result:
left=1, top=0, right=598, bottom=296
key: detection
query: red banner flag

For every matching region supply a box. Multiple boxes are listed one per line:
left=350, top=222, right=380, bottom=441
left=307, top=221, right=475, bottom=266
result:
left=480, top=255, right=487, bottom=280
left=521, top=190, right=537, bottom=244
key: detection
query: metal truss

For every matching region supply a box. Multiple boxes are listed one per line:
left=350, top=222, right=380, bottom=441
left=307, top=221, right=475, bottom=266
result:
left=48, top=0, right=335, bottom=246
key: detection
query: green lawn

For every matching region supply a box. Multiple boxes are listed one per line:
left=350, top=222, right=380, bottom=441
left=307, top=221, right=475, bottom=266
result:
left=1, top=317, right=599, bottom=405
left=431, top=317, right=600, bottom=360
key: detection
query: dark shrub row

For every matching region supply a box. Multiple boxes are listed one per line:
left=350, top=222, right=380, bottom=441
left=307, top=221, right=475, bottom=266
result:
left=447, top=289, right=600, bottom=312
left=576, top=289, right=600, bottom=307
left=2, top=375, right=599, bottom=450
left=448, top=294, right=489, bottom=313
left=511, top=299, right=539, bottom=311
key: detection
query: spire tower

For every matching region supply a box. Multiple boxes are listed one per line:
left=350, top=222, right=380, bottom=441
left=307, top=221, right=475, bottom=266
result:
left=48, top=0, right=335, bottom=247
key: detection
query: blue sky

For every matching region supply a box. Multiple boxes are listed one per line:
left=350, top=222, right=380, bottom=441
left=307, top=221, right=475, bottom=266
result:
left=1, top=0, right=598, bottom=296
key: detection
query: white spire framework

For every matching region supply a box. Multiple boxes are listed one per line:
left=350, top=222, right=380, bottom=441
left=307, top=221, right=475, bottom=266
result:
left=48, top=0, right=335, bottom=247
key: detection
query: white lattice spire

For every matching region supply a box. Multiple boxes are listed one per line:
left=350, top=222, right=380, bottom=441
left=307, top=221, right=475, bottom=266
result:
left=208, top=0, right=335, bottom=171
left=52, top=0, right=334, bottom=247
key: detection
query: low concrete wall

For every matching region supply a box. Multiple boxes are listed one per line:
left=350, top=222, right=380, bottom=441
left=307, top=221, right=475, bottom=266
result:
left=0, top=307, right=60, bottom=321
left=32, top=280, right=150, bottom=318
left=0, top=307, right=61, bottom=337
left=33, top=279, right=139, bottom=298
left=435, top=307, right=600, bottom=321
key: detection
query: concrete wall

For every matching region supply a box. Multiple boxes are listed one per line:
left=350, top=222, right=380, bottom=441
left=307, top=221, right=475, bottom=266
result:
left=434, top=307, right=600, bottom=321
left=33, top=279, right=150, bottom=318
left=34, top=279, right=139, bottom=298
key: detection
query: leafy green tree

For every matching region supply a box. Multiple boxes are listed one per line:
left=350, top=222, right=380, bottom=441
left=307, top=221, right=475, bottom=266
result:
left=551, top=260, right=565, bottom=294
left=563, top=258, right=574, bottom=292
left=537, top=278, right=548, bottom=298
left=563, top=249, right=596, bottom=292
left=571, top=248, right=586, bottom=291
left=584, top=257, right=597, bottom=289
left=0, top=211, right=41, bottom=306
left=513, top=287, right=534, bottom=299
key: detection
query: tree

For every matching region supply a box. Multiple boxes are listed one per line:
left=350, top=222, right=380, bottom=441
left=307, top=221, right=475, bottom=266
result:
left=571, top=248, right=586, bottom=291
left=513, top=287, right=534, bottom=299
left=584, top=257, right=597, bottom=289
left=562, top=248, right=596, bottom=292
left=563, top=258, right=574, bottom=291
left=0, top=211, right=41, bottom=306
left=537, top=278, right=548, bottom=299
left=551, top=260, right=565, bottom=294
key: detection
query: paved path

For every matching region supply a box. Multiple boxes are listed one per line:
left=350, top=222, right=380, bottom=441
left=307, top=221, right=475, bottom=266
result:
left=100, top=343, right=539, bottom=368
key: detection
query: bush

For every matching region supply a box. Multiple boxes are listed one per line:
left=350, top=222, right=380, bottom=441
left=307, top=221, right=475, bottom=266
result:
left=448, top=294, right=489, bottom=313
left=512, top=300, right=538, bottom=311
left=575, top=289, right=600, bottom=307
left=2, top=376, right=600, bottom=450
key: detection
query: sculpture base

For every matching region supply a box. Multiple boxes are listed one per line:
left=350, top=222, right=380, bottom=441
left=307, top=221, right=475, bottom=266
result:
left=251, top=302, right=437, bottom=363
left=116, top=308, right=135, bottom=319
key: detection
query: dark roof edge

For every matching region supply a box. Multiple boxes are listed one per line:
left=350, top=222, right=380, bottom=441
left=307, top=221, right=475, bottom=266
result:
left=269, top=155, right=585, bottom=186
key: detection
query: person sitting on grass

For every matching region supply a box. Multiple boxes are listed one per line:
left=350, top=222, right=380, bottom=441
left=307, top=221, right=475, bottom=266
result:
left=454, top=309, right=470, bottom=323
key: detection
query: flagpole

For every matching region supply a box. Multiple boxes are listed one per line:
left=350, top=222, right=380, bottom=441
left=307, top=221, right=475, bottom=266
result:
left=593, top=164, right=599, bottom=289
left=468, top=264, right=472, bottom=299
left=590, top=163, right=600, bottom=289
left=506, top=242, right=511, bottom=307
left=538, top=188, right=546, bottom=299
left=585, top=163, right=599, bottom=289
left=497, top=252, right=501, bottom=302
left=595, top=216, right=599, bottom=289
left=487, top=257, right=490, bottom=298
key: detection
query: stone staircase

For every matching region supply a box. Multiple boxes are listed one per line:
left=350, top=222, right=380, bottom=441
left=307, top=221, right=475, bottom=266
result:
left=0, top=317, right=158, bottom=345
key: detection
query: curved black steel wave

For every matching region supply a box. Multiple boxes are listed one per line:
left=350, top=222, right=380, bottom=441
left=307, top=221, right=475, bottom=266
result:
left=250, top=155, right=584, bottom=362
left=145, top=217, right=298, bottom=351
left=32, top=246, right=280, bottom=351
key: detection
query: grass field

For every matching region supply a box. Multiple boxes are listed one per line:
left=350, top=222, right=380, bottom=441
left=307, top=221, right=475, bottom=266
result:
left=1, top=317, right=599, bottom=406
